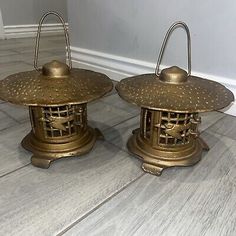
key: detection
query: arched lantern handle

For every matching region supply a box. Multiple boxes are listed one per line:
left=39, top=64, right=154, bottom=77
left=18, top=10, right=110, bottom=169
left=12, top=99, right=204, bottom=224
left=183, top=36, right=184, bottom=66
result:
left=155, top=21, right=191, bottom=76
left=34, top=11, right=72, bottom=71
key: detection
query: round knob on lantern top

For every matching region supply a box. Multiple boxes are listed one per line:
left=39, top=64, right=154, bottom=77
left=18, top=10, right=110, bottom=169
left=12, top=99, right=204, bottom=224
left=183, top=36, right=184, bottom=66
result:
left=42, top=60, right=70, bottom=77
left=159, top=66, right=188, bottom=84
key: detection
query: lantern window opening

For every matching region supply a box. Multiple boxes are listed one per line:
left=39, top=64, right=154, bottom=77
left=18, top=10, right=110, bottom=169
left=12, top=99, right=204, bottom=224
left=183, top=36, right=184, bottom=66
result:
left=140, top=109, right=152, bottom=140
left=28, top=104, right=87, bottom=138
left=29, top=107, right=36, bottom=133
left=143, top=109, right=152, bottom=140
left=149, top=111, right=193, bottom=146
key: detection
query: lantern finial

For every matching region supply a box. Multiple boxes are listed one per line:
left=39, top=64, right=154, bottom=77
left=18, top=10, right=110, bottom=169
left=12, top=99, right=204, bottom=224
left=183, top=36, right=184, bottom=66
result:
left=42, top=60, right=70, bottom=77
left=159, top=66, right=188, bottom=84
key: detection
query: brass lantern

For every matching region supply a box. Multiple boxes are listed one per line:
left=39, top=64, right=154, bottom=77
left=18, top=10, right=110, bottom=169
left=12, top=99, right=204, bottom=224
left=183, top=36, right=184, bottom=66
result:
left=116, top=22, right=234, bottom=176
left=0, top=12, right=113, bottom=168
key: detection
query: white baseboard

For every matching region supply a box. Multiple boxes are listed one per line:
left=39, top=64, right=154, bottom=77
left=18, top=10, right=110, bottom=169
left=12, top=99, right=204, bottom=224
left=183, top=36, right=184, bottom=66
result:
left=0, top=8, right=4, bottom=39
left=3, top=23, right=68, bottom=39
left=71, top=46, right=236, bottom=116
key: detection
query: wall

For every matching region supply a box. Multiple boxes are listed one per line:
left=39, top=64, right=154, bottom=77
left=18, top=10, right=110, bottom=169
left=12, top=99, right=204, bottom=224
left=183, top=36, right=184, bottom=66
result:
left=0, top=0, right=67, bottom=25
left=0, top=0, right=67, bottom=38
left=68, top=0, right=236, bottom=115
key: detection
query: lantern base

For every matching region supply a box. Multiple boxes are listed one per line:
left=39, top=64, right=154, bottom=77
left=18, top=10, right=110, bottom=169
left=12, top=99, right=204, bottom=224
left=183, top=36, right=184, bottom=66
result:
left=21, top=126, right=103, bottom=169
left=127, top=130, right=209, bottom=176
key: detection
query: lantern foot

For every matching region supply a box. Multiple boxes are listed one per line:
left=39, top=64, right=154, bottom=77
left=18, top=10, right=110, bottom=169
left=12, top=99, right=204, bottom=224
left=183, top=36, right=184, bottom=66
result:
left=127, top=132, right=208, bottom=176
left=21, top=126, right=99, bottom=168
left=199, top=137, right=210, bottom=151
left=31, top=155, right=53, bottom=169
left=142, top=163, right=163, bottom=176
left=132, top=128, right=140, bottom=134
left=95, top=128, right=104, bottom=140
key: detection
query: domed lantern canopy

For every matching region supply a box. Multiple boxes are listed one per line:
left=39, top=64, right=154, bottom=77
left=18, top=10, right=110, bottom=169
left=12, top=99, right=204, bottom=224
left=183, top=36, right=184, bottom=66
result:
left=0, top=12, right=113, bottom=168
left=116, top=22, right=234, bottom=176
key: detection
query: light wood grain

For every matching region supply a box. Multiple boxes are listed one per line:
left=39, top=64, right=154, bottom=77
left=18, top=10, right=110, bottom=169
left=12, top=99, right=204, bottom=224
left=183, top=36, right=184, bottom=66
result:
left=0, top=37, right=36, bottom=51
left=0, top=123, right=31, bottom=177
left=0, top=141, right=143, bottom=236
left=0, top=103, right=29, bottom=123
left=88, top=100, right=137, bottom=131
left=199, top=111, right=225, bottom=132
left=0, top=39, right=24, bottom=50
left=209, top=114, right=236, bottom=140
left=103, top=115, right=139, bottom=151
left=64, top=131, right=236, bottom=236
left=0, top=51, right=56, bottom=65
left=18, top=51, right=60, bottom=65
left=0, top=49, right=17, bottom=57
left=101, top=93, right=140, bottom=115
left=0, top=61, right=33, bottom=80
left=11, top=39, right=65, bottom=54
left=0, top=110, right=18, bottom=131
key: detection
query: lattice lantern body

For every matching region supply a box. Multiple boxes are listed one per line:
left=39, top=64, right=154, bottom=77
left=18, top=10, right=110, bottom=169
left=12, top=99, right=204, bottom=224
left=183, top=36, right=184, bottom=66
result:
left=0, top=12, right=113, bottom=168
left=116, top=22, right=234, bottom=176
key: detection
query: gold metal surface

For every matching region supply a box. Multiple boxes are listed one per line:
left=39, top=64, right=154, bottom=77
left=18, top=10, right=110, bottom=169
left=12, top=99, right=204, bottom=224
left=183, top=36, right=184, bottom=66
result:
left=116, top=21, right=234, bottom=175
left=0, top=66, right=113, bottom=107
left=0, top=11, right=113, bottom=168
left=22, top=104, right=103, bottom=168
left=128, top=109, right=209, bottom=175
left=116, top=72, right=234, bottom=113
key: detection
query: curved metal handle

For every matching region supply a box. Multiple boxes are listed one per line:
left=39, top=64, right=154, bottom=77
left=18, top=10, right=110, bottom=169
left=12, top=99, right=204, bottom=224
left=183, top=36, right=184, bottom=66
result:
left=34, top=11, right=72, bottom=71
left=155, top=21, right=191, bottom=76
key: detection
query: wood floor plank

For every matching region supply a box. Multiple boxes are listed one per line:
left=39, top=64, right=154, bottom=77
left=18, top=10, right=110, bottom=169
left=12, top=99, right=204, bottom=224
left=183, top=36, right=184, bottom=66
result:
left=88, top=100, right=137, bottom=131
left=101, top=93, right=140, bottom=116
left=0, top=51, right=52, bottom=65
left=0, top=49, right=17, bottom=57
left=0, top=61, right=33, bottom=80
left=0, top=123, right=31, bottom=177
left=0, top=141, right=142, bottom=236
left=0, top=39, right=23, bottom=50
left=208, top=114, right=236, bottom=140
left=103, top=115, right=139, bottom=151
left=199, top=111, right=225, bottom=132
left=0, top=110, right=18, bottom=132
left=63, top=131, right=236, bottom=236
left=0, top=103, right=29, bottom=123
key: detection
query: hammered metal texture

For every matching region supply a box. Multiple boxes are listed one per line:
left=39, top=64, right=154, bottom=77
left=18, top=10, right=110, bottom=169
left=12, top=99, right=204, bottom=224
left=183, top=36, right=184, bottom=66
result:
left=116, top=73, right=234, bottom=112
left=0, top=68, right=113, bottom=106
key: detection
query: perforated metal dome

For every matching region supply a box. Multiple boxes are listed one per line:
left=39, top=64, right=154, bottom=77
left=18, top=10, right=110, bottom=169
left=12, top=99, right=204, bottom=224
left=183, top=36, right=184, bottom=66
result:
left=0, top=61, right=113, bottom=107
left=116, top=66, right=234, bottom=113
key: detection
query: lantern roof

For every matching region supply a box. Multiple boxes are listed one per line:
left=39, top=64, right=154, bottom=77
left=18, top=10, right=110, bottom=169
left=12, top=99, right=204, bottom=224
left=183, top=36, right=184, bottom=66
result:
left=0, top=60, right=113, bottom=107
left=116, top=66, right=234, bottom=113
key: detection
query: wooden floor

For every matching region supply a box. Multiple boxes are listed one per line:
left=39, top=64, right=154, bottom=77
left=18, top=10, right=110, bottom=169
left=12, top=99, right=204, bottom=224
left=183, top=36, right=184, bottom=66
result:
left=0, top=36, right=236, bottom=236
